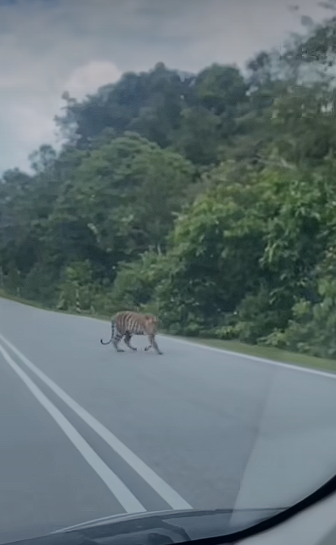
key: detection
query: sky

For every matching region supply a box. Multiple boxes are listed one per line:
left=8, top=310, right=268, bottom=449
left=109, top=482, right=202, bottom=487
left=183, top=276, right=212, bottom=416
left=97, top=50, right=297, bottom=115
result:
left=0, top=0, right=328, bottom=174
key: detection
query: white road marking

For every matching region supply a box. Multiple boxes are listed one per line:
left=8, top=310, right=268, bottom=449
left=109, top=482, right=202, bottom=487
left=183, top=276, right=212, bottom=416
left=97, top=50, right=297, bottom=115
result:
left=69, top=311, right=336, bottom=380
left=163, top=335, right=336, bottom=379
left=0, top=342, right=146, bottom=514
left=0, top=332, right=192, bottom=511
left=3, top=298, right=334, bottom=379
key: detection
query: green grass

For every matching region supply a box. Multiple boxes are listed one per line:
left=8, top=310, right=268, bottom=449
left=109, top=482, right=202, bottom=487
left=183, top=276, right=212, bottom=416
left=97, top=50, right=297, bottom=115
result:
left=1, top=289, right=336, bottom=374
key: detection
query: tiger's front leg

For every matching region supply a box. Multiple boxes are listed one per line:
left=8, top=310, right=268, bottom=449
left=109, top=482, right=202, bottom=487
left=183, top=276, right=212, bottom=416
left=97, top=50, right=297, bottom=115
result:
left=145, top=334, right=163, bottom=355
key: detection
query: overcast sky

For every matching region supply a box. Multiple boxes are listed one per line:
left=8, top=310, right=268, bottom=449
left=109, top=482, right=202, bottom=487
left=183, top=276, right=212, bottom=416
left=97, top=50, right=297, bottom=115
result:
left=0, top=0, right=328, bottom=174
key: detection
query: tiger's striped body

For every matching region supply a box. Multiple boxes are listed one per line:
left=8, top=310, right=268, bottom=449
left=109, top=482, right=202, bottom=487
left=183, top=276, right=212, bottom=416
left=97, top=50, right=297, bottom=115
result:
left=100, top=311, right=162, bottom=355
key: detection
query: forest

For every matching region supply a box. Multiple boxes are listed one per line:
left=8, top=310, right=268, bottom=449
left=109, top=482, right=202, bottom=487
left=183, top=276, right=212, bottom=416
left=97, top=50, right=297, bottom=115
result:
left=2, top=11, right=336, bottom=359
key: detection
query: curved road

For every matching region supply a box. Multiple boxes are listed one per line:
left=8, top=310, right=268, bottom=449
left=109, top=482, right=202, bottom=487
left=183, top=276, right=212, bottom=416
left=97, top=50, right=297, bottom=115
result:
left=1, top=298, right=336, bottom=542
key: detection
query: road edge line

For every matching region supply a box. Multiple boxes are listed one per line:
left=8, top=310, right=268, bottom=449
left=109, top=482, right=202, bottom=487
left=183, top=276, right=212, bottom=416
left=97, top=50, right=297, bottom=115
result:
left=2, top=298, right=335, bottom=379
left=162, top=335, right=336, bottom=379
left=77, top=313, right=336, bottom=379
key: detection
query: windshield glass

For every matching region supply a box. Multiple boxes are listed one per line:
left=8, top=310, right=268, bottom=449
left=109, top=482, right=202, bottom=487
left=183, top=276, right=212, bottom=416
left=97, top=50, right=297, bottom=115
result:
left=0, top=1, right=336, bottom=544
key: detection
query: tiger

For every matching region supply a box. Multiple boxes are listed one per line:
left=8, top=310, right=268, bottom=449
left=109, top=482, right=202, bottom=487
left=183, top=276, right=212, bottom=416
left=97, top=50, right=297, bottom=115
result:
left=100, top=311, right=163, bottom=355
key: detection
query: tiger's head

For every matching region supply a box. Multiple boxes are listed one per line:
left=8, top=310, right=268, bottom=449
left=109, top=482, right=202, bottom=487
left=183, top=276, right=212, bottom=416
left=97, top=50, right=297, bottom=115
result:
left=144, top=314, right=159, bottom=334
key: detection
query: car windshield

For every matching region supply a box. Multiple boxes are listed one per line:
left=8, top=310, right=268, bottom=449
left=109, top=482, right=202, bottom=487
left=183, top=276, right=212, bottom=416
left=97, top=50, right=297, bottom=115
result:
left=1, top=1, right=336, bottom=544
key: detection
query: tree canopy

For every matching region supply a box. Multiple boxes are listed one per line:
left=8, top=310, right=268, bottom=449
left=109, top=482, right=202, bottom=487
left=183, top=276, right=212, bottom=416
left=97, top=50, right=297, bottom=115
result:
left=3, top=10, right=336, bottom=358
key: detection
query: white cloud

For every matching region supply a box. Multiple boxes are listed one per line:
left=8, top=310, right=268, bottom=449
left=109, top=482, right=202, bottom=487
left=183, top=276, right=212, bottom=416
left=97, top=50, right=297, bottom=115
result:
left=0, top=0, right=328, bottom=174
left=65, top=61, right=121, bottom=99
left=6, top=105, right=54, bottom=146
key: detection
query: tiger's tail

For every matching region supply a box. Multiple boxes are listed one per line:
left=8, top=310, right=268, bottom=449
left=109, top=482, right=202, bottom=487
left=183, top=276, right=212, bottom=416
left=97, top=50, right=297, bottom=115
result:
left=100, top=320, right=115, bottom=345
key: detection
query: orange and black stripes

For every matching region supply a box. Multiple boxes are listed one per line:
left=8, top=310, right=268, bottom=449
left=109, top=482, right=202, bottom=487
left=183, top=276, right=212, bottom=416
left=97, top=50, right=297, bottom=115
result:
left=100, top=311, right=163, bottom=355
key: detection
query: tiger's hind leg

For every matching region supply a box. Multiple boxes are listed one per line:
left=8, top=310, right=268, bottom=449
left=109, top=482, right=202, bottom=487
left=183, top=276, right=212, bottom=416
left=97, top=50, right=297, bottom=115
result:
left=124, top=332, right=137, bottom=351
left=113, top=332, right=124, bottom=352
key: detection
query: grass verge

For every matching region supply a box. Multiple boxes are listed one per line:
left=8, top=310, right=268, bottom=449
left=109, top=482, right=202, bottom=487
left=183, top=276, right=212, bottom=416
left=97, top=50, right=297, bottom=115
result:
left=1, top=290, right=336, bottom=374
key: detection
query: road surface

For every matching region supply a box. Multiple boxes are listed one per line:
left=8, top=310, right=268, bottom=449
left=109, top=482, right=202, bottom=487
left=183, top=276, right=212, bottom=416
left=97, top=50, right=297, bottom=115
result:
left=1, top=298, right=336, bottom=542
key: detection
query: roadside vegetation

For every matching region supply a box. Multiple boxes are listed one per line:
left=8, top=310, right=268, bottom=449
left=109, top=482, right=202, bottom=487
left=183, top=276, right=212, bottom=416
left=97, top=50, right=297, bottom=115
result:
left=2, top=9, right=336, bottom=367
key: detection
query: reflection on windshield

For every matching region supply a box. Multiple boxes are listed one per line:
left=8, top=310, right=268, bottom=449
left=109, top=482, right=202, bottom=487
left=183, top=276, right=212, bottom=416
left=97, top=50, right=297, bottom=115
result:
left=232, top=366, right=336, bottom=513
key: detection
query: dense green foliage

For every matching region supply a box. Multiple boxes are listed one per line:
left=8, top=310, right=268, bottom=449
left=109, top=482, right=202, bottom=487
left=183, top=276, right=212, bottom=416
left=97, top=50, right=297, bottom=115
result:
left=3, top=12, right=336, bottom=358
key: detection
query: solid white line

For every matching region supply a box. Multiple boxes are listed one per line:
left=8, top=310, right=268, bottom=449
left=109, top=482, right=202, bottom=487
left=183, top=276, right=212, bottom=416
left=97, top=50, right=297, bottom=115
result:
left=0, top=332, right=192, bottom=511
left=0, top=342, right=146, bottom=514
left=3, top=298, right=334, bottom=380
left=156, top=334, right=336, bottom=379
left=71, top=312, right=336, bottom=380
left=159, top=335, right=336, bottom=380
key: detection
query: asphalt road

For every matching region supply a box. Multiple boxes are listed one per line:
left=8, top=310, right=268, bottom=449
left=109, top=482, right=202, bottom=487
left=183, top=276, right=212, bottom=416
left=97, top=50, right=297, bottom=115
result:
left=1, top=298, right=336, bottom=543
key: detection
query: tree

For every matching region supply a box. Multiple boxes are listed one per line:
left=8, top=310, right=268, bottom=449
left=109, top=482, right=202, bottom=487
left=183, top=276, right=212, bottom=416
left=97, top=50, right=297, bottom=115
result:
left=55, top=63, right=192, bottom=151
left=5, top=14, right=336, bottom=360
left=155, top=165, right=268, bottom=335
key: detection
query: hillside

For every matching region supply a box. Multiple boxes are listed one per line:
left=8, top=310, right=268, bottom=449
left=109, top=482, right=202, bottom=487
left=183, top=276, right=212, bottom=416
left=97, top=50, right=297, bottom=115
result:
left=2, top=13, right=336, bottom=358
